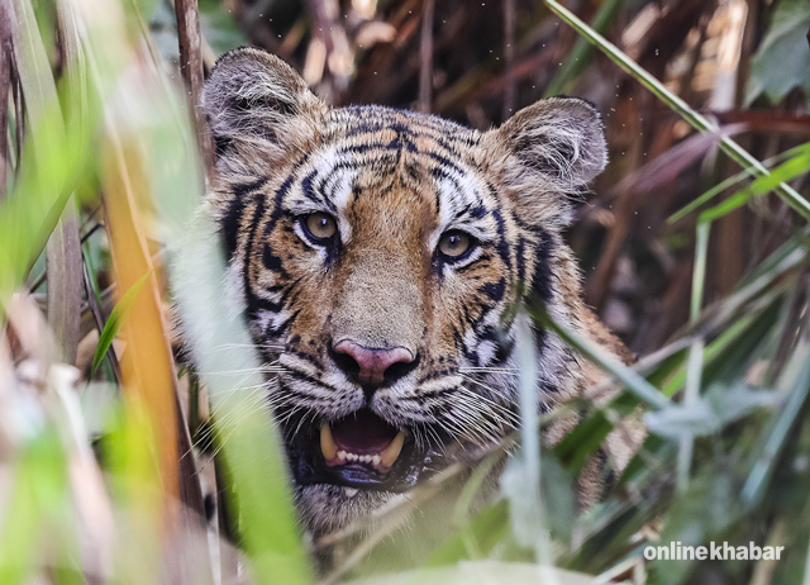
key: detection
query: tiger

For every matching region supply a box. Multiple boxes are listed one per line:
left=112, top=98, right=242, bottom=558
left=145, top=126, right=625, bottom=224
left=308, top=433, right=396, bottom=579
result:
left=187, top=46, right=641, bottom=539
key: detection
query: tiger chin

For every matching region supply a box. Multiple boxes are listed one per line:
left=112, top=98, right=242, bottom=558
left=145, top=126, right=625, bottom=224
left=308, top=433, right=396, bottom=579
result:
left=182, top=46, right=642, bottom=539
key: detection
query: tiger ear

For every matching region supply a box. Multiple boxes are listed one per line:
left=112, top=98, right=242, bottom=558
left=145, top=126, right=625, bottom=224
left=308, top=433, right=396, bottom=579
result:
left=202, top=47, right=327, bottom=166
left=491, top=97, right=607, bottom=193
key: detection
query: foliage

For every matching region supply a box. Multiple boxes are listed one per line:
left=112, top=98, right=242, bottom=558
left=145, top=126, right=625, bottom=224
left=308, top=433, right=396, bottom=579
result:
left=746, top=0, right=810, bottom=106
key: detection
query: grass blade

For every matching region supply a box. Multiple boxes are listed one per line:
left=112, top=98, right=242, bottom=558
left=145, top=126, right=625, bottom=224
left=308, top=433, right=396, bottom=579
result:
left=530, top=304, right=670, bottom=411
left=669, top=141, right=810, bottom=224
left=173, top=213, right=312, bottom=584
left=699, top=142, right=810, bottom=222
left=742, top=340, right=810, bottom=505
left=90, top=270, right=150, bottom=377
left=544, top=0, right=810, bottom=222
left=543, top=0, right=621, bottom=97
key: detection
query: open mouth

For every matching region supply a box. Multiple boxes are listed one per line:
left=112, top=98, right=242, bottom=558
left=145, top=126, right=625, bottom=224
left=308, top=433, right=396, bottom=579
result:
left=284, top=407, right=443, bottom=491
left=320, top=409, right=405, bottom=472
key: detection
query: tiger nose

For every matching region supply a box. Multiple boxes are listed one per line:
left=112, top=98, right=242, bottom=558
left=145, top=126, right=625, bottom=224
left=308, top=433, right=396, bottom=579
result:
left=332, top=340, right=415, bottom=387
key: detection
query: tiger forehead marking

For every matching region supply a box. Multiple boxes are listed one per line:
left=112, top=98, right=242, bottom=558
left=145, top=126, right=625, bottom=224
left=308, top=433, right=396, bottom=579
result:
left=198, top=47, right=624, bottom=537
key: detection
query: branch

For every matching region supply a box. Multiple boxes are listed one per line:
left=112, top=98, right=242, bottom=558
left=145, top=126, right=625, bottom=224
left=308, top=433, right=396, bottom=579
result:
left=174, top=0, right=215, bottom=178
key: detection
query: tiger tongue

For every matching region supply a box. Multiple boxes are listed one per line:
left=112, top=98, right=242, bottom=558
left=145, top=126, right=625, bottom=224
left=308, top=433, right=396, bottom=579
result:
left=330, top=409, right=399, bottom=454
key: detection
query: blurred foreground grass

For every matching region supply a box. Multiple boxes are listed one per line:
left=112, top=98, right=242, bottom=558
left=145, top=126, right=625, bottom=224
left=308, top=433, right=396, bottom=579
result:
left=1, top=1, right=809, bottom=584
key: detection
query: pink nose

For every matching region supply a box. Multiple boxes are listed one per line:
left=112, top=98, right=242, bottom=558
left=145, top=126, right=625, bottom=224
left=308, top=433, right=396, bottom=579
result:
left=332, top=340, right=415, bottom=386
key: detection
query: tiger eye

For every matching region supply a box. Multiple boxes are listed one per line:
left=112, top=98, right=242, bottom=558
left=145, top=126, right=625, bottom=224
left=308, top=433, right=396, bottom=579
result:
left=438, top=231, right=472, bottom=258
left=305, top=212, right=337, bottom=240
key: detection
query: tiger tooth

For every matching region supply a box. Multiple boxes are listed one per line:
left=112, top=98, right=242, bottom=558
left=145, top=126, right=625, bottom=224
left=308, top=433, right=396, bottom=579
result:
left=320, top=424, right=338, bottom=460
left=337, top=450, right=347, bottom=461
left=379, top=431, right=405, bottom=467
left=372, top=454, right=381, bottom=466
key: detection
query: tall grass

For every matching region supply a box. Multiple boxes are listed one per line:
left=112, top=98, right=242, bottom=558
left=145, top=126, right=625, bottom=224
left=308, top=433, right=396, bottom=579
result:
left=1, top=0, right=809, bottom=584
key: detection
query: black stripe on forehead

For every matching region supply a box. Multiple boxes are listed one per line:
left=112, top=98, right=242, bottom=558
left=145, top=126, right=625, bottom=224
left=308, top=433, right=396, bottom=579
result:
left=435, top=180, right=487, bottom=223
left=300, top=170, right=324, bottom=206
left=430, top=158, right=490, bottom=224
left=284, top=108, right=478, bottom=216
left=426, top=150, right=465, bottom=175
left=386, top=123, right=418, bottom=153
left=332, top=105, right=477, bottom=151
left=317, top=163, right=356, bottom=210
left=292, top=147, right=443, bottom=210
left=308, top=157, right=395, bottom=207
left=337, top=104, right=466, bottom=133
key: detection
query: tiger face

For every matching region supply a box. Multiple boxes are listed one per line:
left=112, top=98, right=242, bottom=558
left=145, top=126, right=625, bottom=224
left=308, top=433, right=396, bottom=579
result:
left=201, top=48, right=609, bottom=536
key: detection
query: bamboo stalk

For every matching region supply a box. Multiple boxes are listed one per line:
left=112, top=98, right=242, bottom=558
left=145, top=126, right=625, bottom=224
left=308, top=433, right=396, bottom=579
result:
left=102, top=135, right=182, bottom=524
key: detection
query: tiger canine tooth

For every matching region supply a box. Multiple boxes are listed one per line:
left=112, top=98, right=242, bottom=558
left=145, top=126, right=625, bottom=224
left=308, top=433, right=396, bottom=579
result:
left=379, top=431, right=405, bottom=467
left=320, top=425, right=338, bottom=460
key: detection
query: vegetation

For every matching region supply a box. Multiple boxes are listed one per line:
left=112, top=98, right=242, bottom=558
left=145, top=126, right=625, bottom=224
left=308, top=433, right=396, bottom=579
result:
left=1, top=0, right=809, bottom=583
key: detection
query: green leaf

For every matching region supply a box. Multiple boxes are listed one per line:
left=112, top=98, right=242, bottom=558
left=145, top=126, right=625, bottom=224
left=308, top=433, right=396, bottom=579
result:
left=90, top=270, right=151, bottom=376
left=646, top=384, right=778, bottom=441
left=745, top=0, right=810, bottom=106
left=668, top=142, right=810, bottom=224
left=699, top=142, right=810, bottom=222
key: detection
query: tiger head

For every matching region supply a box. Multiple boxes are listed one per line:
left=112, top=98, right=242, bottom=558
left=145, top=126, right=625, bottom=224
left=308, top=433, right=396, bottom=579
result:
left=201, top=48, right=608, bottom=536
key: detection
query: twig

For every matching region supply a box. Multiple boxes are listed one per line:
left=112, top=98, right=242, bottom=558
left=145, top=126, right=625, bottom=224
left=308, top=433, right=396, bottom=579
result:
left=0, top=0, right=11, bottom=201
left=173, top=0, right=215, bottom=177
left=418, top=0, right=434, bottom=113
left=46, top=216, right=83, bottom=365
left=81, top=257, right=122, bottom=382
left=214, top=449, right=239, bottom=585
left=502, top=0, right=516, bottom=119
